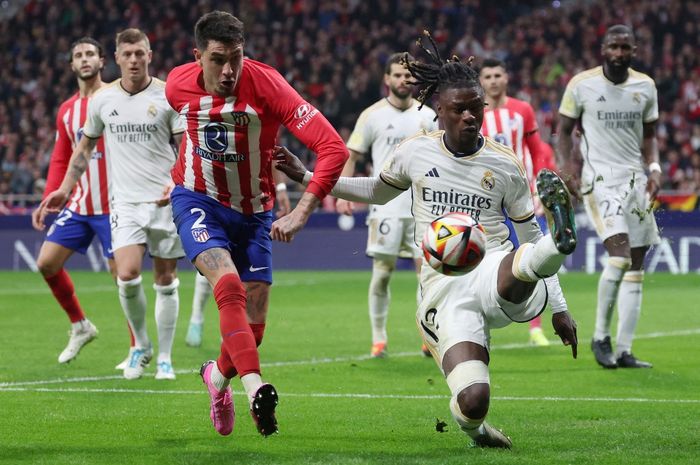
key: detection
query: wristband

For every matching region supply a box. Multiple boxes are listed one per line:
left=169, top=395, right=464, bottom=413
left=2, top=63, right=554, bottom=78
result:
left=648, top=162, right=661, bottom=174
left=275, top=182, right=287, bottom=192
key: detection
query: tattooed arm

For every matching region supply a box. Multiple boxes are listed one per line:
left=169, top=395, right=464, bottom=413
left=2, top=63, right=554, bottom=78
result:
left=33, top=136, right=98, bottom=229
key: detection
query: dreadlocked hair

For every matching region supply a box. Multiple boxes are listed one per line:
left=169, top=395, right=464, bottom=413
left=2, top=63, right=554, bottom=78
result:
left=401, top=30, right=480, bottom=110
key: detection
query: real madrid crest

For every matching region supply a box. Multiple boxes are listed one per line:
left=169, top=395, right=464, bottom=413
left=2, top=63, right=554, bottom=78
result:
left=632, top=92, right=641, bottom=104
left=481, top=170, right=495, bottom=191
left=147, top=104, right=157, bottom=118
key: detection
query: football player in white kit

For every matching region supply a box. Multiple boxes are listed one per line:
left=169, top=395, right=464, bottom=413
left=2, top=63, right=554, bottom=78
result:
left=275, top=32, right=579, bottom=448
left=557, top=25, right=660, bottom=369
left=37, top=29, right=185, bottom=380
left=336, top=53, right=438, bottom=358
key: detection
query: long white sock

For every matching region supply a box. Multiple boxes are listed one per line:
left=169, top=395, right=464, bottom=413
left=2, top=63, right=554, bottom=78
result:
left=154, top=278, right=180, bottom=362
left=512, top=234, right=565, bottom=282
left=117, top=276, right=150, bottom=348
left=241, top=373, right=263, bottom=404
left=191, top=273, right=211, bottom=325
left=211, top=360, right=231, bottom=391
left=615, top=271, right=644, bottom=356
left=450, top=396, right=485, bottom=438
left=368, top=265, right=392, bottom=344
left=593, top=257, right=631, bottom=341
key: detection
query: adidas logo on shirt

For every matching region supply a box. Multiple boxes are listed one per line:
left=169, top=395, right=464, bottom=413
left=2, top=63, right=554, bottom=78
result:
left=109, top=109, right=119, bottom=117
left=425, top=167, right=440, bottom=177
left=597, top=95, right=606, bottom=102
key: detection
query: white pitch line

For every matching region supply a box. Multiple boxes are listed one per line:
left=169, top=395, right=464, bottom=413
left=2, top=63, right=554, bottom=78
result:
left=0, top=386, right=697, bottom=404
left=0, top=279, right=320, bottom=296
left=1, top=328, right=698, bottom=389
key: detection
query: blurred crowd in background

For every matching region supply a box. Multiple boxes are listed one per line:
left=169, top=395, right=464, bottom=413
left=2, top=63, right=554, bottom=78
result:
left=1, top=0, right=699, bottom=214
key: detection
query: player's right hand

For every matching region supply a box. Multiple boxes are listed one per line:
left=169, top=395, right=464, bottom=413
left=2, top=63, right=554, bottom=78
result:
left=273, top=146, right=307, bottom=183
left=336, top=199, right=354, bottom=216
left=552, top=311, right=578, bottom=359
left=33, top=190, right=69, bottom=230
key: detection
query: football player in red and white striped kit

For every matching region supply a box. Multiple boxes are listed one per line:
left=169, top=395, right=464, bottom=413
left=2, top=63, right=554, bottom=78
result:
left=31, top=37, right=116, bottom=364
left=165, top=11, right=347, bottom=437
left=479, top=58, right=569, bottom=347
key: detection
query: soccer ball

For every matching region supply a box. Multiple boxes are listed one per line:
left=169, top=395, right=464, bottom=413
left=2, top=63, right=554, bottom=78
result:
left=422, top=212, right=486, bottom=276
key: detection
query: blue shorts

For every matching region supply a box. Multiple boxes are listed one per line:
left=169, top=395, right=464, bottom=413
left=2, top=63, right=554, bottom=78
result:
left=46, top=208, right=113, bottom=258
left=171, top=186, right=273, bottom=283
left=506, top=215, right=548, bottom=248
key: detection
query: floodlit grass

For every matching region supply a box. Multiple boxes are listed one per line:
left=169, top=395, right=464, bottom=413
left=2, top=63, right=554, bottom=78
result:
left=0, top=271, right=698, bottom=464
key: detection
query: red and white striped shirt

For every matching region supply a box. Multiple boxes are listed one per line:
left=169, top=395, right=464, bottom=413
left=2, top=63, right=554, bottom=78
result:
left=481, top=97, right=544, bottom=191
left=165, top=59, right=347, bottom=214
left=44, top=93, right=110, bottom=215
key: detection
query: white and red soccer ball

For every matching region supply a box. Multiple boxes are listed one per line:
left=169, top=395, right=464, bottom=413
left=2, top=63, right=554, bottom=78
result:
left=422, top=212, right=486, bottom=276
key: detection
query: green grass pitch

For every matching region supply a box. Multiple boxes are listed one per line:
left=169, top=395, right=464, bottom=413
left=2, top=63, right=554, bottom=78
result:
left=1, top=270, right=699, bottom=464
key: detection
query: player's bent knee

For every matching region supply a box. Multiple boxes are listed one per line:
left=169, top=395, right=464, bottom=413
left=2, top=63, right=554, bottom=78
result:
left=446, top=360, right=490, bottom=414
left=37, top=260, right=61, bottom=278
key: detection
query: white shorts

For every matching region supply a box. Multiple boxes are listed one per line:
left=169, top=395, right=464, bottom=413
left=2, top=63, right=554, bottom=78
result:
left=583, top=177, right=660, bottom=248
left=366, top=216, right=421, bottom=259
left=417, top=250, right=548, bottom=367
left=110, top=201, right=184, bottom=259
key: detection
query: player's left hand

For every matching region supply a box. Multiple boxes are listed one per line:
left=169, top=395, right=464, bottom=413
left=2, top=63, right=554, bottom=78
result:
left=156, top=181, right=175, bottom=207
left=273, top=146, right=307, bottom=184
left=552, top=311, right=578, bottom=359
left=275, top=189, right=291, bottom=218
left=270, top=208, right=307, bottom=242
left=646, top=171, right=661, bottom=202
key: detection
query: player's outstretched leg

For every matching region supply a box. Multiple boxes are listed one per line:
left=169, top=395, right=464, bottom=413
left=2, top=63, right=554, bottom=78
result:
left=200, top=360, right=234, bottom=436
left=537, top=169, right=577, bottom=255
left=186, top=273, right=211, bottom=347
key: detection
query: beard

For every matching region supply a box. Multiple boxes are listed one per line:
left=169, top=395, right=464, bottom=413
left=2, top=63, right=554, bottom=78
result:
left=77, top=67, right=99, bottom=81
left=390, top=85, right=412, bottom=99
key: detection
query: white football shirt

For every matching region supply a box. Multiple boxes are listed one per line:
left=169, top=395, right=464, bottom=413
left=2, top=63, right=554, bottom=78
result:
left=84, top=78, right=183, bottom=202
left=380, top=130, right=534, bottom=252
left=347, top=99, right=437, bottom=218
left=559, top=66, right=658, bottom=189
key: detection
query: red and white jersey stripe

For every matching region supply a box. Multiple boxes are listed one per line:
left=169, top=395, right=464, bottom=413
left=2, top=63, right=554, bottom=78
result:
left=44, top=92, right=110, bottom=215
left=481, top=97, right=542, bottom=191
left=166, top=59, right=347, bottom=215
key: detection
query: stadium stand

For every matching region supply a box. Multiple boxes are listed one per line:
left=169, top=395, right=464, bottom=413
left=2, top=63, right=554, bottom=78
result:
left=1, top=0, right=698, bottom=213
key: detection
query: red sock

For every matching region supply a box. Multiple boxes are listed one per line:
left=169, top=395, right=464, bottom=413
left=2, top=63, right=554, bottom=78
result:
left=214, top=274, right=260, bottom=378
left=250, top=323, right=266, bottom=347
left=45, top=268, right=85, bottom=323
left=530, top=315, right=542, bottom=330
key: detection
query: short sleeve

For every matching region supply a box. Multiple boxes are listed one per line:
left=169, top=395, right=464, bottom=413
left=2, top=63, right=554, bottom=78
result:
left=558, top=79, right=582, bottom=119
left=169, top=106, right=185, bottom=134
left=346, top=109, right=372, bottom=154
left=83, top=95, right=104, bottom=138
left=503, top=170, right=535, bottom=222
left=378, top=143, right=412, bottom=190
left=643, top=82, right=659, bottom=123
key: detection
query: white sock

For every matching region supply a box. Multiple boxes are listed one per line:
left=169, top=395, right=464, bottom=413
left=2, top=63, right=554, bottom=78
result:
left=211, top=361, right=231, bottom=391
left=241, top=372, right=263, bottom=403
left=593, top=257, right=631, bottom=341
left=117, top=276, right=150, bottom=348
left=154, top=278, right=180, bottom=362
left=450, top=396, right=485, bottom=439
left=368, top=265, right=392, bottom=344
left=191, top=273, right=211, bottom=325
left=71, top=319, right=88, bottom=331
left=615, top=271, right=644, bottom=356
left=512, top=234, right=565, bottom=282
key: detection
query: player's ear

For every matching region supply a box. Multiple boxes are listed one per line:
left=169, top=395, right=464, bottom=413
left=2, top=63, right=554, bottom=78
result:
left=193, top=48, right=202, bottom=65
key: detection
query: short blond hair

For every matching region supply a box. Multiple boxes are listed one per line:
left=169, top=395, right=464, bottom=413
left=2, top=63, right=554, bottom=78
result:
left=116, top=28, right=150, bottom=50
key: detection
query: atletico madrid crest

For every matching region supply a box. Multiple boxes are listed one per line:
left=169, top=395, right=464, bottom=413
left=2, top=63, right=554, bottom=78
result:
left=191, top=228, right=210, bottom=243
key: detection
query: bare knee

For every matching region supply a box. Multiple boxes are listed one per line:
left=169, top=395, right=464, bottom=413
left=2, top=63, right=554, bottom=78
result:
left=456, top=383, right=490, bottom=420
left=37, top=257, right=61, bottom=278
